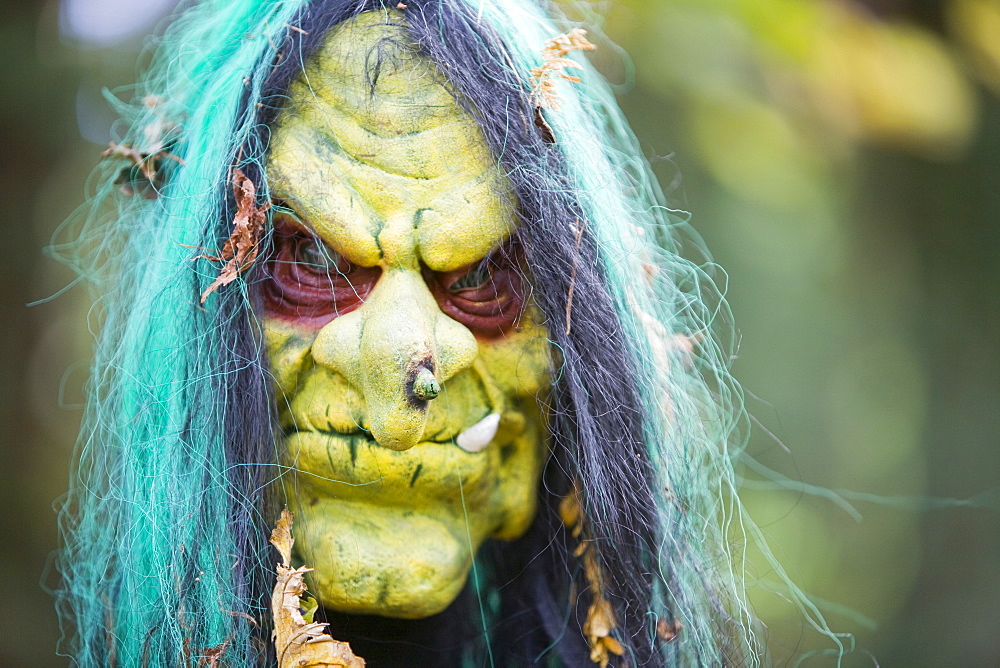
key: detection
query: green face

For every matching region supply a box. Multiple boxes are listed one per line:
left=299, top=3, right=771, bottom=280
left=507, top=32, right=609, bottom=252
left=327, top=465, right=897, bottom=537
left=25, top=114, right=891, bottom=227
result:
left=263, top=12, right=552, bottom=618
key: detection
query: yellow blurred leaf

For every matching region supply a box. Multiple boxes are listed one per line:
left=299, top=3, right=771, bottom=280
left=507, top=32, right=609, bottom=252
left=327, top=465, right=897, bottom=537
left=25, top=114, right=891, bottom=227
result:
left=810, top=5, right=976, bottom=157
left=948, top=0, right=1000, bottom=94
left=689, top=93, right=825, bottom=210
left=736, top=0, right=826, bottom=62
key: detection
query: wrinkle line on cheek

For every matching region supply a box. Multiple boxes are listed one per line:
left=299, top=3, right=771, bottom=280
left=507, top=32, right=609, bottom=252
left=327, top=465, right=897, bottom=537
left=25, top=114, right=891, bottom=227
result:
left=348, top=436, right=359, bottom=467
left=326, top=439, right=339, bottom=477
left=472, top=357, right=507, bottom=416
left=435, top=377, right=456, bottom=443
left=279, top=451, right=385, bottom=488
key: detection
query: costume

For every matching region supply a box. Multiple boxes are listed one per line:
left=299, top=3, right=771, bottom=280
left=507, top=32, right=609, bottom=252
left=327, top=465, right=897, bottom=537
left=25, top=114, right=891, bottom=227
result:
left=58, top=1, right=765, bottom=665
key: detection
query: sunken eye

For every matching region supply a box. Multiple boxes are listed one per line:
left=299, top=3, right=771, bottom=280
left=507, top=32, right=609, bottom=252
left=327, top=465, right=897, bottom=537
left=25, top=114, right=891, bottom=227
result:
left=298, top=239, right=331, bottom=269
left=449, top=262, right=491, bottom=291
left=261, top=221, right=381, bottom=327
left=427, top=241, right=526, bottom=339
left=294, top=237, right=352, bottom=276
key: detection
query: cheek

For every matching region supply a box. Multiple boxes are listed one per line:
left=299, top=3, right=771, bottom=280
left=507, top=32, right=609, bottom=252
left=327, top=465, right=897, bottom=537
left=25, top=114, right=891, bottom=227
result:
left=264, top=319, right=317, bottom=397
left=488, top=413, right=548, bottom=541
left=475, top=316, right=552, bottom=398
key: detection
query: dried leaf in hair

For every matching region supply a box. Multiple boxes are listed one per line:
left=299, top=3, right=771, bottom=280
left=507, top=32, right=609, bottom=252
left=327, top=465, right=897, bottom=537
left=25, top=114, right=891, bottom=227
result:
left=196, top=638, right=232, bottom=667
left=270, top=509, right=365, bottom=668
left=533, top=106, right=556, bottom=143
left=102, top=98, right=182, bottom=198
left=561, top=485, right=626, bottom=667
left=198, top=167, right=270, bottom=303
left=657, top=618, right=682, bottom=643
left=528, top=28, right=596, bottom=112
left=102, top=141, right=182, bottom=198
left=558, top=483, right=583, bottom=537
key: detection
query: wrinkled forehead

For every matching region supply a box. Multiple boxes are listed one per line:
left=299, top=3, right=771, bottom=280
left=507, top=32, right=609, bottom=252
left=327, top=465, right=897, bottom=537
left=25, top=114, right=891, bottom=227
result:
left=296, top=11, right=461, bottom=148
left=265, top=11, right=516, bottom=269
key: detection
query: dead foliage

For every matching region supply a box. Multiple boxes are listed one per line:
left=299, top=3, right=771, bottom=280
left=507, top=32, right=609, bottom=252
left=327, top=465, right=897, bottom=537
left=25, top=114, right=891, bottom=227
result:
left=656, top=618, right=683, bottom=643
left=270, top=509, right=365, bottom=668
left=533, top=106, right=556, bottom=143
left=102, top=142, right=182, bottom=199
left=103, top=95, right=182, bottom=198
left=529, top=28, right=596, bottom=112
left=560, top=485, right=626, bottom=667
left=195, top=167, right=270, bottom=303
left=195, top=636, right=233, bottom=667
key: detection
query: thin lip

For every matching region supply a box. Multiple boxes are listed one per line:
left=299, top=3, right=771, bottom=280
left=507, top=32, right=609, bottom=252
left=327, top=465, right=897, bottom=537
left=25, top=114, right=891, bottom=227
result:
left=281, top=425, right=472, bottom=449
left=281, top=429, right=502, bottom=497
left=281, top=410, right=497, bottom=448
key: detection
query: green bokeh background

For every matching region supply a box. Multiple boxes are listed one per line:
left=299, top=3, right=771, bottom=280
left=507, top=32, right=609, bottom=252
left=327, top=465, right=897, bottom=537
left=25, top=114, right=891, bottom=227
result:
left=2, top=0, right=997, bottom=664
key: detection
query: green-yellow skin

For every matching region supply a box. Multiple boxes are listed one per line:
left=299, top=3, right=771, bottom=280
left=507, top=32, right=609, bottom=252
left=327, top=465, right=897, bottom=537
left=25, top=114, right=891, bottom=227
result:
left=264, top=12, right=552, bottom=619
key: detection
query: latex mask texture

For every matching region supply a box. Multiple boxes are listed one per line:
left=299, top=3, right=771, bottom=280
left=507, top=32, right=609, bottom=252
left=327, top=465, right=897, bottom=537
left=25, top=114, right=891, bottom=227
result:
left=263, top=12, right=552, bottom=618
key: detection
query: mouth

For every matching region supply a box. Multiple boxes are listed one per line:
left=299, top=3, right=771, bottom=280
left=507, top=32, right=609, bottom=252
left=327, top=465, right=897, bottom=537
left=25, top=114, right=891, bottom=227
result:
left=284, top=411, right=502, bottom=454
left=279, top=411, right=523, bottom=506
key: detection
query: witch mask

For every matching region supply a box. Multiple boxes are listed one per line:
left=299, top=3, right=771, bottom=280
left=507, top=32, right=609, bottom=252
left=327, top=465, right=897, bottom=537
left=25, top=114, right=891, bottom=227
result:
left=262, top=11, right=552, bottom=618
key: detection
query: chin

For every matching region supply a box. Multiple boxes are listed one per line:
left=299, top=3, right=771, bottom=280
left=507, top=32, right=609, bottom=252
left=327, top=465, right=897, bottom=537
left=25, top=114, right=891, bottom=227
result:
left=287, top=495, right=478, bottom=619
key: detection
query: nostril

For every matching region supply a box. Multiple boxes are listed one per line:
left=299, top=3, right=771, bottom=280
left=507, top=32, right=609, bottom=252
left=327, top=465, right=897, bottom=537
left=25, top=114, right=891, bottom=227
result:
left=409, top=366, right=440, bottom=402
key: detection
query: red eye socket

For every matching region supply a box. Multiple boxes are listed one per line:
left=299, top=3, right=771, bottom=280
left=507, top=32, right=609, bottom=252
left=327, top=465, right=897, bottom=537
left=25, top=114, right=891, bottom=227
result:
left=261, top=222, right=381, bottom=327
left=428, top=242, right=526, bottom=338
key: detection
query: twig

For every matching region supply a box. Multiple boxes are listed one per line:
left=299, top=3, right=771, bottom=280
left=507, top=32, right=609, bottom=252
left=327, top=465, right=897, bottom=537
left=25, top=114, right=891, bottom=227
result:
left=565, top=220, right=586, bottom=335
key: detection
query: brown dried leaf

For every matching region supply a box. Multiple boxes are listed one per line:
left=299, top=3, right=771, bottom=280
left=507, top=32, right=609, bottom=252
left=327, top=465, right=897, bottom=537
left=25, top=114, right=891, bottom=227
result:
left=529, top=28, right=596, bottom=112
left=102, top=96, right=183, bottom=197
left=561, top=484, right=625, bottom=667
left=102, top=141, right=182, bottom=198
left=199, top=167, right=270, bottom=303
left=270, top=510, right=365, bottom=668
left=656, top=618, right=682, bottom=643
left=197, top=636, right=232, bottom=667
left=533, top=106, right=556, bottom=143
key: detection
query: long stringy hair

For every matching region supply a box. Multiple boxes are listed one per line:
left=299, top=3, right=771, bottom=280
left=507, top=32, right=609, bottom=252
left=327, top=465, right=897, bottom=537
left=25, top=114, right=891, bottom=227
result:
left=55, top=0, right=839, bottom=665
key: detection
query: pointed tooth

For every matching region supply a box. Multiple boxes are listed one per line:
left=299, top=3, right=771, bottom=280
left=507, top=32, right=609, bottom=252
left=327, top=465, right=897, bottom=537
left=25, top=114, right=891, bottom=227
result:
left=455, top=413, right=501, bottom=453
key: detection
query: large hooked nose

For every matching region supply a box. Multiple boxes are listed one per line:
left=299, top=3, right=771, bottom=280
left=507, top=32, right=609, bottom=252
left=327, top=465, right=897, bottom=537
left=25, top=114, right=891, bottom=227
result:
left=310, top=268, right=478, bottom=451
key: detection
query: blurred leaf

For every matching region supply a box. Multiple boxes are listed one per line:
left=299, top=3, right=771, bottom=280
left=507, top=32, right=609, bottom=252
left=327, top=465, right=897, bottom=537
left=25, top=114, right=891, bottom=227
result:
left=808, top=6, right=977, bottom=158
left=948, top=0, right=1000, bottom=94
left=736, top=0, right=826, bottom=63
left=618, top=0, right=978, bottom=160
left=688, top=92, right=826, bottom=210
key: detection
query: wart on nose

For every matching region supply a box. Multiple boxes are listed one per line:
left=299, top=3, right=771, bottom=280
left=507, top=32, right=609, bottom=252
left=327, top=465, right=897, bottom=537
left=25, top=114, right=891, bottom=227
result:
left=409, top=365, right=440, bottom=403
